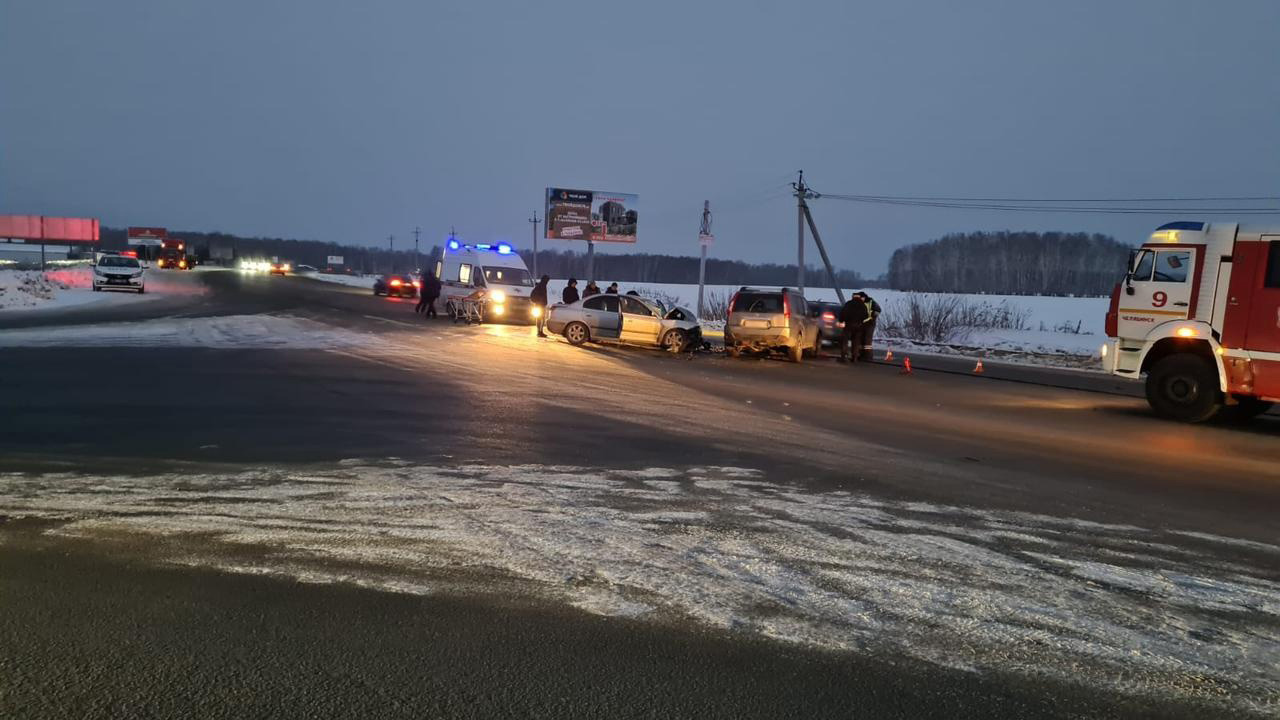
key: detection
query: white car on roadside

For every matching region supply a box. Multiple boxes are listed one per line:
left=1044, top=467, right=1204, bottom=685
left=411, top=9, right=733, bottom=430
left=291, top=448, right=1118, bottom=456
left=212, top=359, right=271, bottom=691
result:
left=546, top=294, right=702, bottom=352
left=92, top=255, right=146, bottom=293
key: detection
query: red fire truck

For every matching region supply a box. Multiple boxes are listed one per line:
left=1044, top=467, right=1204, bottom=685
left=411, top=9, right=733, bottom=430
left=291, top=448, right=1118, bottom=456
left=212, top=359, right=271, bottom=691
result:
left=155, top=238, right=192, bottom=270
left=1103, top=221, right=1280, bottom=422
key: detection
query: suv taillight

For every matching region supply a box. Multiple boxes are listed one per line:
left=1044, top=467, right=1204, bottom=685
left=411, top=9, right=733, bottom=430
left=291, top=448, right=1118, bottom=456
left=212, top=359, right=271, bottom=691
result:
left=783, top=293, right=791, bottom=318
left=728, top=292, right=739, bottom=316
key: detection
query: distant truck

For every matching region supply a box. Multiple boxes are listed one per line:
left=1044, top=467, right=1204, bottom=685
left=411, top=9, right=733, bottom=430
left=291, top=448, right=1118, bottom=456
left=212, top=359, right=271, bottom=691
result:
left=1103, top=221, right=1280, bottom=422
left=155, top=238, right=194, bottom=270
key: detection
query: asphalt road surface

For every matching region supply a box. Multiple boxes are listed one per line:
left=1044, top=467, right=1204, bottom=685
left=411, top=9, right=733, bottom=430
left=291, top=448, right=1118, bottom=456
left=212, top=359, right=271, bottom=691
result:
left=2, top=269, right=1277, bottom=719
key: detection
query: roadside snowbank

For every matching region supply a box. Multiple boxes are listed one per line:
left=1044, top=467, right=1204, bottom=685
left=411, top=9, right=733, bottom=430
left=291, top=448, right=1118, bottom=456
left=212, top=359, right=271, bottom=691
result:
left=0, top=268, right=140, bottom=312
left=312, top=272, right=377, bottom=289
left=0, top=267, right=206, bottom=313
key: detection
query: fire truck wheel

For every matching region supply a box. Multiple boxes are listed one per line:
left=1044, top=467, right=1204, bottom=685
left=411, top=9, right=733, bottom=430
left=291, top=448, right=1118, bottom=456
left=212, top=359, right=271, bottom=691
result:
left=1145, top=354, right=1222, bottom=423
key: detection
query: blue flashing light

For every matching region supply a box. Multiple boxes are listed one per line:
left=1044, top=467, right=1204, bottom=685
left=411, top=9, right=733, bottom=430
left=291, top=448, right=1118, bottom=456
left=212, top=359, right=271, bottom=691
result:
left=476, top=243, right=492, bottom=250
left=447, top=239, right=460, bottom=251
left=497, top=243, right=513, bottom=255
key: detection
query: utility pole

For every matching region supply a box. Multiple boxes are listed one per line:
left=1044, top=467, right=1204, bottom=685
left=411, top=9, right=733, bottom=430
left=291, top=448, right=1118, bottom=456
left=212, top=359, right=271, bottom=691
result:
left=791, top=171, right=845, bottom=305
left=528, top=211, right=541, bottom=280
left=412, top=226, right=421, bottom=270
left=697, top=200, right=713, bottom=319
left=793, top=170, right=816, bottom=292
left=388, top=234, right=394, bottom=273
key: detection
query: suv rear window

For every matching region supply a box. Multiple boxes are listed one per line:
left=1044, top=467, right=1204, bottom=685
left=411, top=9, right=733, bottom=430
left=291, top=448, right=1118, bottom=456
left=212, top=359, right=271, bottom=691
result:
left=732, top=293, right=782, bottom=313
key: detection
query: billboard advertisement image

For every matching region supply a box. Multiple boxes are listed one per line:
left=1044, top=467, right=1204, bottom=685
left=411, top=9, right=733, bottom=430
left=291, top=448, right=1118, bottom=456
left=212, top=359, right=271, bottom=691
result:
left=545, top=188, right=638, bottom=243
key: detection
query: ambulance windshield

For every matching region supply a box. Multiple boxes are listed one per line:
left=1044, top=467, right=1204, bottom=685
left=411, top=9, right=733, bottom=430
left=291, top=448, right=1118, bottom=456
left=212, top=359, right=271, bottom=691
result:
left=482, top=267, right=533, bottom=287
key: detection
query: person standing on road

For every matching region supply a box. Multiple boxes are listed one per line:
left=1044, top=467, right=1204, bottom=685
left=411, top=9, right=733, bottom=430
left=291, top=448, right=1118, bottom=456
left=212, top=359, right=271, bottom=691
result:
left=605, top=282, right=619, bottom=294
left=582, top=281, right=601, bottom=298
left=838, top=295, right=869, bottom=363
left=562, top=278, right=580, bottom=305
left=531, top=274, right=551, bottom=338
left=856, top=291, right=881, bottom=361
left=418, top=268, right=442, bottom=319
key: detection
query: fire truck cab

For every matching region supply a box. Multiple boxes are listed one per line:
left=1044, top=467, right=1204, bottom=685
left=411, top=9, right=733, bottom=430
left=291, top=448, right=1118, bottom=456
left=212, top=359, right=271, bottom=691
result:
left=1103, top=221, right=1280, bottom=422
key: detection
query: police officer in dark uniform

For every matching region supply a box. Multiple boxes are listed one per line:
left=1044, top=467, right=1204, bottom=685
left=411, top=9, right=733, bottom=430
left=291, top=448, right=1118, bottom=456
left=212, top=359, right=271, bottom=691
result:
left=838, top=295, right=869, bottom=363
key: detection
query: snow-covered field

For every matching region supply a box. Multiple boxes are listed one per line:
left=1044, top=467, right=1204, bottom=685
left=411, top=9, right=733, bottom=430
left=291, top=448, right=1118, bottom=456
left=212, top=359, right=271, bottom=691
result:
left=620, top=283, right=1108, bottom=357
left=3, top=462, right=1275, bottom=713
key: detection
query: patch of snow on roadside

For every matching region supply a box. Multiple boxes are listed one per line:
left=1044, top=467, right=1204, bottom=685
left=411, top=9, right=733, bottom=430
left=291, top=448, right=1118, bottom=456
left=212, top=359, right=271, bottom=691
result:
left=1, top=464, right=1276, bottom=713
left=311, top=272, right=378, bottom=289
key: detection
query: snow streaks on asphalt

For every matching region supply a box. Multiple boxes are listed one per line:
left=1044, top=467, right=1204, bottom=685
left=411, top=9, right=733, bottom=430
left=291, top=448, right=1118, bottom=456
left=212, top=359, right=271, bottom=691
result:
left=1, top=463, right=1276, bottom=715
left=0, top=314, right=370, bottom=349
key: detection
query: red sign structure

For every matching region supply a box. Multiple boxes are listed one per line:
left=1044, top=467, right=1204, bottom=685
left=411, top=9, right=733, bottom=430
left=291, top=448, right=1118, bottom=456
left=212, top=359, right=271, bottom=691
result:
left=127, top=226, right=167, bottom=245
left=0, top=215, right=100, bottom=244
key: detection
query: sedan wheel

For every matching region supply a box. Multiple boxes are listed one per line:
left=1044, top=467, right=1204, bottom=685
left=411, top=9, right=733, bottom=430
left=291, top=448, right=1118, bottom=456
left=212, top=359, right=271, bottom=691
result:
left=565, top=322, right=589, bottom=346
left=661, top=329, right=687, bottom=353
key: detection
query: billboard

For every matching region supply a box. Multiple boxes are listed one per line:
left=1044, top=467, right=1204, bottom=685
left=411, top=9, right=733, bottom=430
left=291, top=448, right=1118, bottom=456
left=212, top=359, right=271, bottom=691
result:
left=326, top=255, right=344, bottom=265
left=0, top=215, right=99, bottom=244
left=128, top=226, right=167, bottom=247
left=545, top=188, right=638, bottom=243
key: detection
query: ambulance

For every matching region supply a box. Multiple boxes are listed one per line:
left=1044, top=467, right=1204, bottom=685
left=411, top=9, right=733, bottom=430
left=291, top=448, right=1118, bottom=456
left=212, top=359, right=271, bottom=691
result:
left=434, top=241, right=539, bottom=324
left=1103, top=221, right=1280, bottom=422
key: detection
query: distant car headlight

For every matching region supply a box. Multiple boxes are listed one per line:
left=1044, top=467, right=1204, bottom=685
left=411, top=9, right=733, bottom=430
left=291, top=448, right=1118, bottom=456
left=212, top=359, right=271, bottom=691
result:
left=489, top=290, right=506, bottom=303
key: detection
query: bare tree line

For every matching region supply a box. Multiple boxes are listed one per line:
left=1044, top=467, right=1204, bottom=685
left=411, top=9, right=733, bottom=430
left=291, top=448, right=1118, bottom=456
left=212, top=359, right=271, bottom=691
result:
left=887, top=231, right=1130, bottom=296
left=516, top=248, right=865, bottom=288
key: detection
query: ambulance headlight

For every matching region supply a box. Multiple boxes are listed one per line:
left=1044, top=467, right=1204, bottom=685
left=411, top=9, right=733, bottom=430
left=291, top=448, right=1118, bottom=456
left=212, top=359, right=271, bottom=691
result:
left=489, top=290, right=506, bottom=303
left=492, top=304, right=505, bottom=316
left=1099, top=344, right=1108, bottom=358
left=531, top=306, right=543, bottom=318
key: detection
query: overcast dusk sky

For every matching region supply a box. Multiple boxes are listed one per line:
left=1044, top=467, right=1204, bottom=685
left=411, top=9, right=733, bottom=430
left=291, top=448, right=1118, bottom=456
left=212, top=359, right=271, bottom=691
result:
left=3, top=1, right=1279, bottom=274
